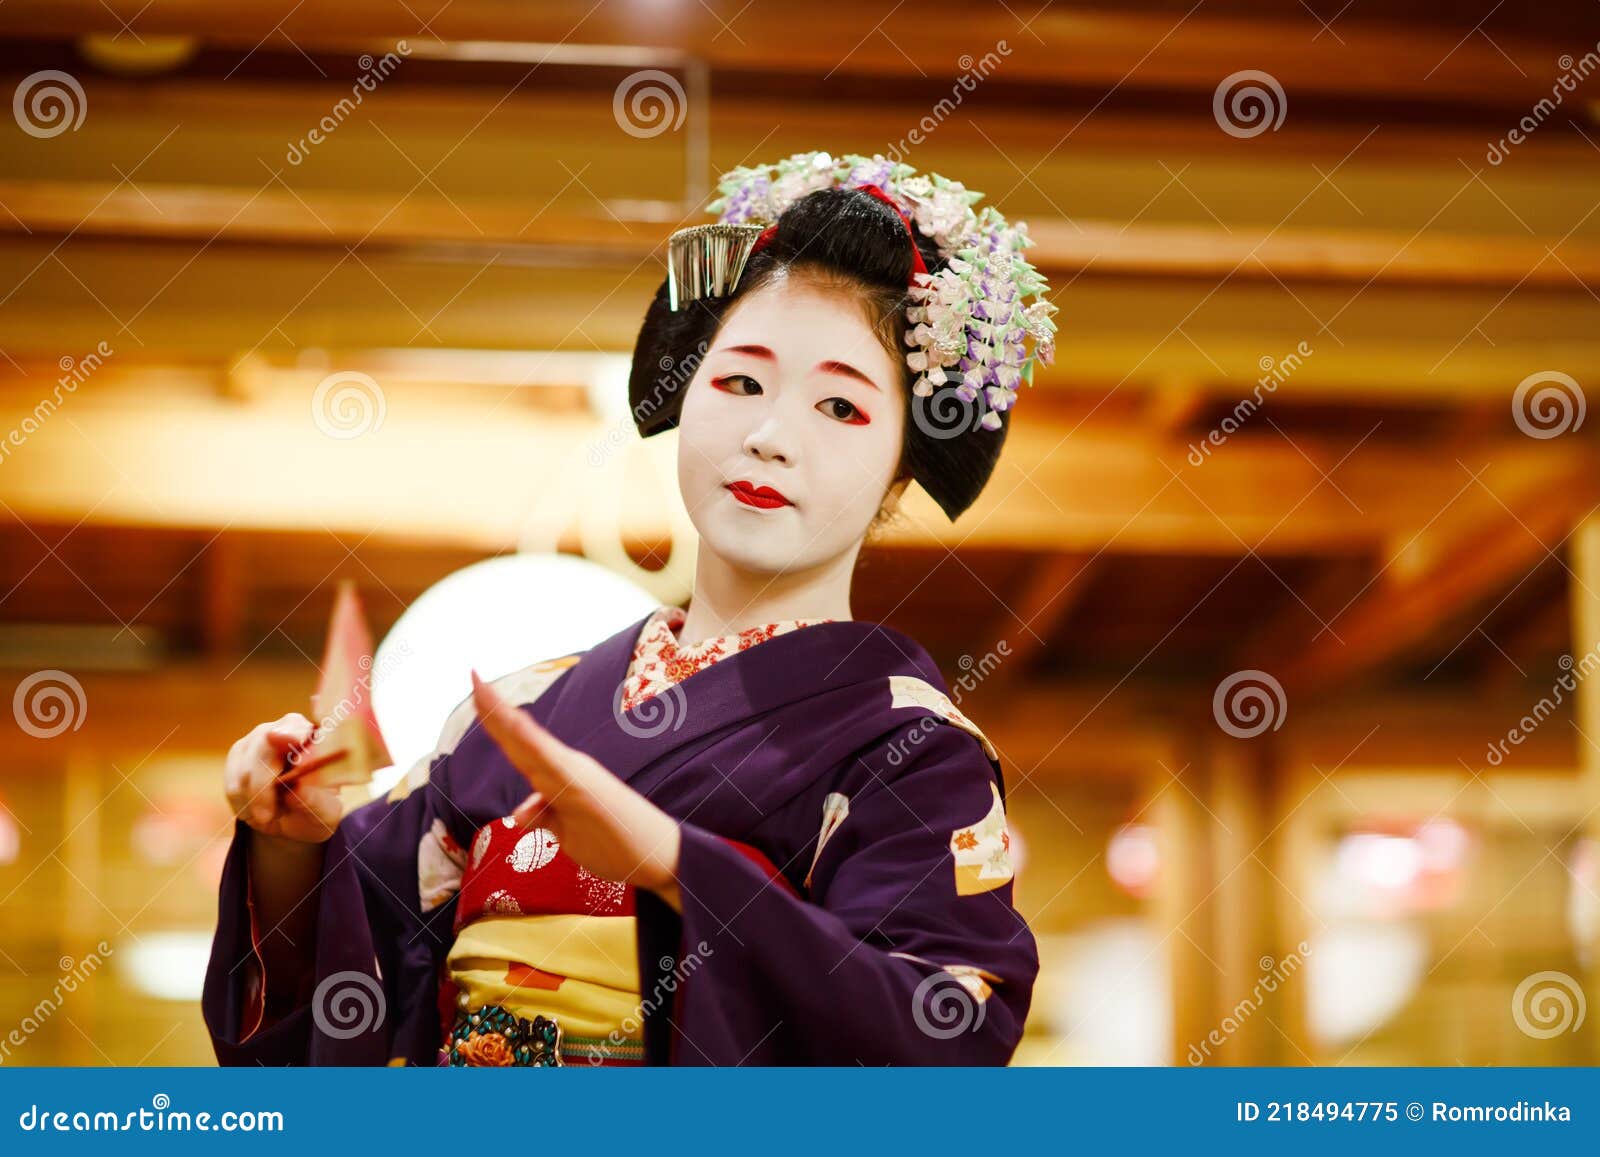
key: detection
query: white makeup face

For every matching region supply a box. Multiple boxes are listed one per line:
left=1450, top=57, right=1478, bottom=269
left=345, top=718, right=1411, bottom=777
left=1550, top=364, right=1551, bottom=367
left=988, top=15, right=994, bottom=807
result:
left=675, top=271, right=907, bottom=577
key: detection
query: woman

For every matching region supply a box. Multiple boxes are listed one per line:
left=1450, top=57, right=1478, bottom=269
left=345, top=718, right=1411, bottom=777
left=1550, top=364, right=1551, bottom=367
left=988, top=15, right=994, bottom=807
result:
left=203, top=151, right=1057, bottom=1067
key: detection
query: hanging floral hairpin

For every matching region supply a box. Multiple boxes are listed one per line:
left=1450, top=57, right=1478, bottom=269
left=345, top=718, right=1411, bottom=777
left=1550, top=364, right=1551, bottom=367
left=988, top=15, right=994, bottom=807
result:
left=668, top=150, right=1059, bottom=434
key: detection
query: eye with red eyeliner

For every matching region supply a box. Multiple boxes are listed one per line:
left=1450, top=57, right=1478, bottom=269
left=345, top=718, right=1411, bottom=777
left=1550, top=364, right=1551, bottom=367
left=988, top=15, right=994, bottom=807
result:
left=710, top=373, right=762, bottom=396
left=820, top=398, right=870, bottom=425
left=710, top=374, right=871, bottom=425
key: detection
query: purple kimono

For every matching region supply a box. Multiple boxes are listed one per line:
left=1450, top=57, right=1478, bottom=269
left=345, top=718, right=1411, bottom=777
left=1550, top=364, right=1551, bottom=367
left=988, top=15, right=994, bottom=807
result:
left=202, top=610, right=1039, bottom=1065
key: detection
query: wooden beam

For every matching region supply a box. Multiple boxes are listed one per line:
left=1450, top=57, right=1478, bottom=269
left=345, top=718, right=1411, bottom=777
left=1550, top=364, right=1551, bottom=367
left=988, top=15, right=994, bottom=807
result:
left=199, top=533, right=245, bottom=659
left=1478, top=583, right=1570, bottom=691
left=7, top=362, right=1579, bottom=557
left=1231, top=558, right=1375, bottom=670
left=1256, top=451, right=1600, bottom=694
left=1144, top=379, right=1210, bottom=436
left=991, top=553, right=1096, bottom=680
left=7, top=181, right=1600, bottom=293
left=0, top=2, right=1580, bottom=107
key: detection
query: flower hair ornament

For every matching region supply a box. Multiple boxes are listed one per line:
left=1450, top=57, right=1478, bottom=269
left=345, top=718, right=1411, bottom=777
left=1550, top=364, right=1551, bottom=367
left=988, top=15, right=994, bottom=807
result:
left=665, top=151, right=1059, bottom=434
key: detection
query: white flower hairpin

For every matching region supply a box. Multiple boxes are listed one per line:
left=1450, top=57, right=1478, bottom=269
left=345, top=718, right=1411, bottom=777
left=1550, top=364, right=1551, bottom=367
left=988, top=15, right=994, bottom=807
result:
left=666, top=150, right=1058, bottom=433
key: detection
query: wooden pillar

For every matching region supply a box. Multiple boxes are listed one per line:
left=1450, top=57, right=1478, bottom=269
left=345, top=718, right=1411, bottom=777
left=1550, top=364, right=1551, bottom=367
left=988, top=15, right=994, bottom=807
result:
left=1571, top=514, right=1600, bottom=1063
left=59, top=753, right=104, bottom=1065
left=1152, top=733, right=1217, bottom=1067
left=1206, top=736, right=1286, bottom=1064
left=1157, top=721, right=1292, bottom=1066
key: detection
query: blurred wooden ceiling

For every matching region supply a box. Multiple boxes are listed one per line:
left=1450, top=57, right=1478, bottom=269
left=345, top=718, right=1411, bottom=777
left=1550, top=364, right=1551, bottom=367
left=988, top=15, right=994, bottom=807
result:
left=0, top=0, right=1596, bottom=698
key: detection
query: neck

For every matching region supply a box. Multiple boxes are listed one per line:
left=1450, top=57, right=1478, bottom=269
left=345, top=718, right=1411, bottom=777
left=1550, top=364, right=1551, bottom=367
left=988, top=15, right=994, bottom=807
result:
left=679, top=543, right=860, bottom=647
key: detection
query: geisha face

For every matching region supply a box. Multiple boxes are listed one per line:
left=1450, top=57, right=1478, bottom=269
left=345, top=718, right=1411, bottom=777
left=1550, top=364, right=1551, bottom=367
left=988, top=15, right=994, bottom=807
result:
left=676, top=270, right=907, bottom=577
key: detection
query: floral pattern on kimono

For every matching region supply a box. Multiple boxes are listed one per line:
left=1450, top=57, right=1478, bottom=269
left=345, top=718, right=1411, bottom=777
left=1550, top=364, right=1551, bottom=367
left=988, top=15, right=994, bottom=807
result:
left=619, top=604, right=833, bottom=714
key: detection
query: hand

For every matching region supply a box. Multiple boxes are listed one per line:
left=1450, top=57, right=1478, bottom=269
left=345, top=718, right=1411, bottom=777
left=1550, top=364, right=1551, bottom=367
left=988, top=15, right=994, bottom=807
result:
left=224, top=712, right=343, bottom=845
left=470, top=670, right=683, bottom=910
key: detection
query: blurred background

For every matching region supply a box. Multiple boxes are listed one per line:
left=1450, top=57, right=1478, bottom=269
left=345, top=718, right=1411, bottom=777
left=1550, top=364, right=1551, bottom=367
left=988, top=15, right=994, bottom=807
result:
left=0, top=0, right=1598, bottom=1067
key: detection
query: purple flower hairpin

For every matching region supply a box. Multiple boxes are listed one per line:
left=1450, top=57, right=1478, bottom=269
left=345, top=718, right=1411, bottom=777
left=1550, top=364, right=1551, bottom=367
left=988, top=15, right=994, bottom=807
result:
left=666, top=150, right=1059, bottom=433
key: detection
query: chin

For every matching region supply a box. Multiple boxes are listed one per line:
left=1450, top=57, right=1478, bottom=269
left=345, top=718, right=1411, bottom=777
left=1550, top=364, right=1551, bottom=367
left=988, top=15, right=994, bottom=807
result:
left=697, top=520, right=801, bottom=575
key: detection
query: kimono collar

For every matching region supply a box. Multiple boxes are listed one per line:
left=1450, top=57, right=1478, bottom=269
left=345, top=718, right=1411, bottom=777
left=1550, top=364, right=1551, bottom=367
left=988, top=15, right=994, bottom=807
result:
left=620, top=604, right=834, bottom=714
left=529, top=606, right=951, bottom=792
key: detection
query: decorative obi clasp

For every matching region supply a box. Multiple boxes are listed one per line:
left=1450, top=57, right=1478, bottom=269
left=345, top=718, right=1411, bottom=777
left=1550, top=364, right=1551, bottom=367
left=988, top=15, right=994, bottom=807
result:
left=447, top=1002, right=564, bottom=1067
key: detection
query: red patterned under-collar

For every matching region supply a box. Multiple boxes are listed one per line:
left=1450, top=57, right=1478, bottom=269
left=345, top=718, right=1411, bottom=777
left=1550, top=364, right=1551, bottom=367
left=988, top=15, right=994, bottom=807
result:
left=618, top=605, right=833, bottom=714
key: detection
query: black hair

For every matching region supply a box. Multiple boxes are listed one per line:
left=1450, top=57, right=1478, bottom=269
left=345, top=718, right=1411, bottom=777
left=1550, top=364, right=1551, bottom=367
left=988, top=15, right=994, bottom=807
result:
left=627, top=186, right=1010, bottom=522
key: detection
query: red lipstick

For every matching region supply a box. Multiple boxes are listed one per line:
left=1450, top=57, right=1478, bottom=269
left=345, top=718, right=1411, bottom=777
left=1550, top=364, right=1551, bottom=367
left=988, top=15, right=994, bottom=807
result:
left=726, top=481, right=793, bottom=509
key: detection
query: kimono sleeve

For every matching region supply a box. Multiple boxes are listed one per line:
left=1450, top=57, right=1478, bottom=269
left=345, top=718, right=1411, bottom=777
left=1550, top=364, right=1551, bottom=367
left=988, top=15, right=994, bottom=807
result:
left=634, top=720, right=1039, bottom=1065
left=201, top=746, right=466, bottom=1066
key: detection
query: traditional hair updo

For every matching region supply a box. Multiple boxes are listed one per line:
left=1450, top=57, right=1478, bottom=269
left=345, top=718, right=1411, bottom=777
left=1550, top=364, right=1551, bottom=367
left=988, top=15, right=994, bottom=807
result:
left=627, top=186, right=1010, bottom=522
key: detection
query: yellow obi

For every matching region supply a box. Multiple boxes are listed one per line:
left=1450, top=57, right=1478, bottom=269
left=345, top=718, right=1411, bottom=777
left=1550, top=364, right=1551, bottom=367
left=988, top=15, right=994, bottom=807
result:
left=446, top=914, right=643, bottom=1063
left=444, top=814, right=645, bottom=1065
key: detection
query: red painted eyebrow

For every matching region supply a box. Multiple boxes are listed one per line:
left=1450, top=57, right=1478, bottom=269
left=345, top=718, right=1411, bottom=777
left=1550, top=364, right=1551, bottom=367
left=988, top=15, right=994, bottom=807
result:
left=719, top=345, right=881, bottom=392
left=814, top=360, right=880, bottom=392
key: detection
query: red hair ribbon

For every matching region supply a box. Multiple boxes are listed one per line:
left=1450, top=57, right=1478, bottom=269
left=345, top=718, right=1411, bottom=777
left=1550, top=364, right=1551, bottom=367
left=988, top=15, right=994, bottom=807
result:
left=855, top=183, right=929, bottom=279
left=747, top=182, right=928, bottom=282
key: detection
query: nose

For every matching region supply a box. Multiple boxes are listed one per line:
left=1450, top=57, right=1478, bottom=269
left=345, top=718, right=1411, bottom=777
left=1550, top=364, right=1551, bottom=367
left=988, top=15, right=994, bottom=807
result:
left=742, top=412, right=795, bottom=465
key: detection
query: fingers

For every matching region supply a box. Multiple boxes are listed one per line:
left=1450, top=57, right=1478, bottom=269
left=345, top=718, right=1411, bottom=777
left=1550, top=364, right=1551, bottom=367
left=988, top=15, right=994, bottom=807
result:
left=265, top=715, right=317, bottom=771
left=240, top=751, right=282, bottom=829
left=264, top=729, right=309, bottom=756
left=470, top=670, right=566, bottom=794
left=282, top=781, right=342, bottom=837
left=228, top=713, right=314, bottom=830
left=266, top=713, right=315, bottom=746
left=237, top=725, right=285, bottom=827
